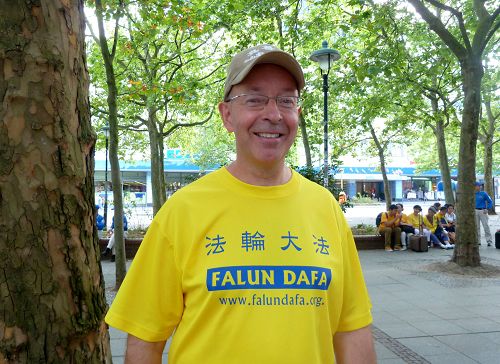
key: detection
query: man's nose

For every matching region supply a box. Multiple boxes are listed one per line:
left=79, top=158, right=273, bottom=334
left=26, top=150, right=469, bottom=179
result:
left=262, top=98, right=282, bottom=122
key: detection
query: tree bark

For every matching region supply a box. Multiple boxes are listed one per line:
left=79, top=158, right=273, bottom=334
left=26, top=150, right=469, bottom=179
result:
left=0, top=1, right=111, bottom=362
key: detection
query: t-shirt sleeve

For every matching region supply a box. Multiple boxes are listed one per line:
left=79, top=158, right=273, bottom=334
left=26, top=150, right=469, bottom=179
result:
left=105, top=213, right=184, bottom=342
left=379, top=212, right=388, bottom=232
left=401, top=214, right=409, bottom=224
left=334, top=203, right=373, bottom=332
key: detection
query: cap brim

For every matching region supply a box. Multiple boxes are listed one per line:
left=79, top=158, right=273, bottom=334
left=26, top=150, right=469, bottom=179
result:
left=224, top=51, right=305, bottom=99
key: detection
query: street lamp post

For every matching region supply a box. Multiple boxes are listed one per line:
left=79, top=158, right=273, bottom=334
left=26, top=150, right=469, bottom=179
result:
left=102, top=124, right=110, bottom=230
left=310, top=41, right=340, bottom=188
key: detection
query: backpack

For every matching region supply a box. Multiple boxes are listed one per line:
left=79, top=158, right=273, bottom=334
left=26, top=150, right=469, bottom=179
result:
left=376, top=212, right=383, bottom=227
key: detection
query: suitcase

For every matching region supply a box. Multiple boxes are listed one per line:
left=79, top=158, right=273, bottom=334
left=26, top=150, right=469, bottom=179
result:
left=409, top=234, right=428, bottom=252
left=496, top=230, right=500, bottom=249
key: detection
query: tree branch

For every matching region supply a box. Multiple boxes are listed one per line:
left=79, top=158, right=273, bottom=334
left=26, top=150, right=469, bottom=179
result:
left=163, top=109, right=215, bottom=137
left=407, top=0, right=467, bottom=60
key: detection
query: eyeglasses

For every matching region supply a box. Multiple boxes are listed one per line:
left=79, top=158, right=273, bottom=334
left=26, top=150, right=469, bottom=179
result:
left=225, top=94, right=300, bottom=110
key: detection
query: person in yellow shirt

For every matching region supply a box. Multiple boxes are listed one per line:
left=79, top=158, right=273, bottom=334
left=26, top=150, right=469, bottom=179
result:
left=379, top=204, right=402, bottom=251
left=105, top=44, right=376, bottom=364
left=406, top=205, right=424, bottom=234
left=423, top=207, right=452, bottom=249
left=396, top=203, right=415, bottom=250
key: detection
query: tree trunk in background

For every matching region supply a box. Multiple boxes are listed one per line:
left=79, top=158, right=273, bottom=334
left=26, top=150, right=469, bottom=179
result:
left=434, top=118, right=455, bottom=204
left=0, top=1, right=110, bottom=362
left=452, top=57, right=483, bottom=267
left=430, top=97, right=455, bottom=205
left=299, top=114, right=312, bottom=167
left=370, top=124, right=392, bottom=210
left=483, top=144, right=494, bottom=213
left=148, top=114, right=165, bottom=216
left=95, top=0, right=127, bottom=287
left=481, top=98, right=497, bottom=214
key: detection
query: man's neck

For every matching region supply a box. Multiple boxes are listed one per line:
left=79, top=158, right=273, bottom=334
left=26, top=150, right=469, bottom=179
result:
left=226, top=161, right=292, bottom=186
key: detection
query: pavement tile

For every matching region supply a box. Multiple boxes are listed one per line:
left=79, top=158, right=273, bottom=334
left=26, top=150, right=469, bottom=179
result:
left=388, top=308, right=439, bottom=322
left=434, top=333, right=500, bottom=354
left=109, top=338, right=126, bottom=357
left=424, top=352, right=478, bottom=364
left=397, top=336, right=459, bottom=356
left=478, top=331, right=500, bottom=344
left=466, top=350, right=500, bottom=364
left=373, top=311, right=408, bottom=326
left=465, top=305, right=500, bottom=316
left=111, top=356, right=124, bottom=364
left=108, top=326, right=127, bottom=339
left=376, top=323, right=427, bottom=339
left=450, top=317, right=500, bottom=332
left=429, top=307, right=480, bottom=321
left=409, top=319, right=470, bottom=336
left=489, top=315, right=500, bottom=324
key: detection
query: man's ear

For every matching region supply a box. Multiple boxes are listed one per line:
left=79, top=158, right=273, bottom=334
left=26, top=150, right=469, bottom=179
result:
left=218, top=102, right=234, bottom=132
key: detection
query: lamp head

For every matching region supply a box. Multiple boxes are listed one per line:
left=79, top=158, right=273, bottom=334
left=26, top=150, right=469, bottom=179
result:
left=310, top=40, right=340, bottom=72
left=102, top=124, right=110, bottom=138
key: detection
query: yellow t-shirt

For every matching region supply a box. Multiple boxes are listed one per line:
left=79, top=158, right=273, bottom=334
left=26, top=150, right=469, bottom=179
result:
left=105, top=168, right=372, bottom=364
left=423, top=214, right=437, bottom=233
left=406, top=213, right=423, bottom=228
left=378, top=211, right=401, bottom=233
left=400, top=213, right=409, bottom=224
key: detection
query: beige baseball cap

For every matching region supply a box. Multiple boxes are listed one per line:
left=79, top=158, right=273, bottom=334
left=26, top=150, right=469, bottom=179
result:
left=223, top=44, right=305, bottom=100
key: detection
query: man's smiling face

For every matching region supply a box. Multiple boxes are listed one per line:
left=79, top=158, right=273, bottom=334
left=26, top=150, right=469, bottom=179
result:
left=219, top=63, right=300, bottom=169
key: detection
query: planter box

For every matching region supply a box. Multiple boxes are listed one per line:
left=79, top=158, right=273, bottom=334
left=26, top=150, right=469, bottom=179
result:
left=353, top=235, right=385, bottom=250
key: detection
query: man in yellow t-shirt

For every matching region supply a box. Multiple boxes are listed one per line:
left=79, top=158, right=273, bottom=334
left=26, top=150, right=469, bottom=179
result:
left=378, top=204, right=402, bottom=251
left=105, top=45, right=375, bottom=364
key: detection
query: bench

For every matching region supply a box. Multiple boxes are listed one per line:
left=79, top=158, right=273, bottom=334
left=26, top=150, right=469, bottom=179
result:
left=353, top=235, right=385, bottom=250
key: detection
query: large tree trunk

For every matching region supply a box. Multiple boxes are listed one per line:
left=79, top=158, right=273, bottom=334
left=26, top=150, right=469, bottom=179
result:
left=95, top=0, right=127, bottom=288
left=452, top=57, right=483, bottom=267
left=0, top=1, right=111, bottom=362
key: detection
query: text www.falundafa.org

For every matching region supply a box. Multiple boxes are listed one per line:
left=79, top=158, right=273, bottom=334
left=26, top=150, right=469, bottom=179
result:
left=218, top=293, right=325, bottom=307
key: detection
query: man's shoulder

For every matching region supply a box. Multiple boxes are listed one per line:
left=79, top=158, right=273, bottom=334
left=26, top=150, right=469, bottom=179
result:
left=170, top=169, right=223, bottom=197
left=293, top=172, right=332, bottom=195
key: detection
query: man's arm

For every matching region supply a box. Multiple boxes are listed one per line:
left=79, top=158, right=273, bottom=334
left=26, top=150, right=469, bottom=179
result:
left=485, top=192, right=493, bottom=209
left=333, top=325, right=376, bottom=364
left=125, top=334, right=167, bottom=364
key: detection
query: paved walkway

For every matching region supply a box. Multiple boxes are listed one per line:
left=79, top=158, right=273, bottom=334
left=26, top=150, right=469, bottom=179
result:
left=103, top=211, right=500, bottom=363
